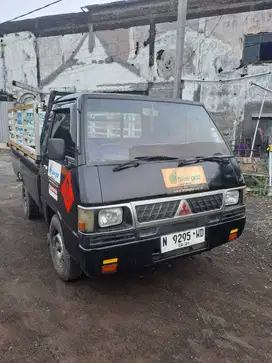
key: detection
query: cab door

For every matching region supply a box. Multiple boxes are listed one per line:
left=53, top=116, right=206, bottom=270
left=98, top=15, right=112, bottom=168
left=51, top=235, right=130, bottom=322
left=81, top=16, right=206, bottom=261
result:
left=40, top=103, right=78, bottom=229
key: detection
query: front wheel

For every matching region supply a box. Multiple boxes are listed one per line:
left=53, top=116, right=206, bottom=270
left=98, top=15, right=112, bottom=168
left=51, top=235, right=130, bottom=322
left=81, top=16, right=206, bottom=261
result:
left=49, top=215, right=82, bottom=282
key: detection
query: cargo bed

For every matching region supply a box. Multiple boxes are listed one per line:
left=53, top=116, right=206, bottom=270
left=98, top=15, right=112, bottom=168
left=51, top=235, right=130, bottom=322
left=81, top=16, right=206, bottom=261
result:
left=8, top=102, right=45, bottom=161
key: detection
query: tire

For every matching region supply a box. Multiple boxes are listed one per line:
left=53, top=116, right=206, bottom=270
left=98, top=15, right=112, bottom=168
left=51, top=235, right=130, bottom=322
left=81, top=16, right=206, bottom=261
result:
left=22, top=184, right=40, bottom=219
left=49, top=215, right=82, bottom=282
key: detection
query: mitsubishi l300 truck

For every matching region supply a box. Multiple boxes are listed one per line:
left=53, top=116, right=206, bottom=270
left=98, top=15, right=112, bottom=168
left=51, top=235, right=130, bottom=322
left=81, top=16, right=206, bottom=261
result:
left=9, top=92, right=246, bottom=281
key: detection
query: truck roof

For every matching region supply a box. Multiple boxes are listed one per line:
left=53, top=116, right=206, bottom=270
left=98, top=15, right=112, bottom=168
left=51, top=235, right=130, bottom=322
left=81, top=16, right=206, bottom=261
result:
left=54, top=92, right=204, bottom=107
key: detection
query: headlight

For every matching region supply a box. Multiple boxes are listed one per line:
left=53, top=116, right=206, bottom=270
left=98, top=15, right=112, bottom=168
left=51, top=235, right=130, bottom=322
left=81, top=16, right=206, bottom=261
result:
left=225, top=190, right=239, bottom=206
left=78, top=208, right=95, bottom=232
left=98, top=208, right=123, bottom=228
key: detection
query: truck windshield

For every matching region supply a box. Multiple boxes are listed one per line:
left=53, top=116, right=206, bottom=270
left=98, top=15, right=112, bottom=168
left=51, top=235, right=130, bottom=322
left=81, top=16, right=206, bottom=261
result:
left=85, top=98, right=230, bottom=163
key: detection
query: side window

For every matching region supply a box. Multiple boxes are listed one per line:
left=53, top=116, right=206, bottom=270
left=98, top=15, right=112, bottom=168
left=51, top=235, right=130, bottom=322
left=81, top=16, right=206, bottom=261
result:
left=41, top=110, right=54, bottom=154
left=51, top=109, right=75, bottom=158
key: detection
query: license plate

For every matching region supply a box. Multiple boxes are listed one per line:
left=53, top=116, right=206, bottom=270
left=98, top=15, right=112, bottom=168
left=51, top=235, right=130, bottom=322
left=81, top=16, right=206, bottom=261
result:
left=160, top=227, right=206, bottom=254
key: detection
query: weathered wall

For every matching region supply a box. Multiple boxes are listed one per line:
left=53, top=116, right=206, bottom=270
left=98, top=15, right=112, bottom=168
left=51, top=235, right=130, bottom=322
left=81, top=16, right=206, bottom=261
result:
left=129, top=9, right=272, bottom=145
left=1, top=33, right=38, bottom=101
left=1, top=8, right=272, bottom=146
left=0, top=30, right=145, bottom=102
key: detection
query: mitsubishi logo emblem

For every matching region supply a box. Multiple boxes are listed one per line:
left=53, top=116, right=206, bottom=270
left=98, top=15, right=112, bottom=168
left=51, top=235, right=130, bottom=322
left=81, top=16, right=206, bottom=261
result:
left=179, top=201, right=191, bottom=215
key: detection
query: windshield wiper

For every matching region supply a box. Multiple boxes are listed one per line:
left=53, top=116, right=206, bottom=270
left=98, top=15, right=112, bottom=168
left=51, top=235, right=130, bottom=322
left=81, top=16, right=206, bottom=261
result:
left=135, top=155, right=179, bottom=161
left=112, top=159, right=141, bottom=172
left=177, top=155, right=231, bottom=167
left=112, top=156, right=178, bottom=172
left=112, top=155, right=231, bottom=172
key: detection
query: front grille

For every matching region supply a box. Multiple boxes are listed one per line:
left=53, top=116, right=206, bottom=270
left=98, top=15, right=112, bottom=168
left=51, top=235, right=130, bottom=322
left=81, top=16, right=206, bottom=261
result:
left=135, top=194, right=223, bottom=223
left=136, top=200, right=180, bottom=223
left=188, top=194, right=223, bottom=213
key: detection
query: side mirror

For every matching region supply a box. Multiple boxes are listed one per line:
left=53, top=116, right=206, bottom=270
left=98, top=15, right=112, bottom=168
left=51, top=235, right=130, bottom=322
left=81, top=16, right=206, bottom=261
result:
left=47, top=138, right=65, bottom=160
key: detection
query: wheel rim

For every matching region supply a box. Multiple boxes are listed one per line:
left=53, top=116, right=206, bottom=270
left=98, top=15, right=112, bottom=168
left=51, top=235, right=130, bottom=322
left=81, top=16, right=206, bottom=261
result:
left=22, top=187, right=28, bottom=214
left=52, top=232, right=65, bottom=268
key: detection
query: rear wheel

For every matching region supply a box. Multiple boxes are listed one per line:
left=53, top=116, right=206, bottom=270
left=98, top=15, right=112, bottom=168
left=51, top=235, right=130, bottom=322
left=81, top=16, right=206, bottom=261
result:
left=22, top=184, right=40, bottom=219
left=49, top=215, right=82, bottom=282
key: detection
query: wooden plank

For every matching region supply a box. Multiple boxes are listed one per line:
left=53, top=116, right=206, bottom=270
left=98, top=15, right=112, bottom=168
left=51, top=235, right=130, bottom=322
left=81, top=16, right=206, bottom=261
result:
left=9, top=140, right=37, bottom=160
left=8, top=104, right=34, bottom=112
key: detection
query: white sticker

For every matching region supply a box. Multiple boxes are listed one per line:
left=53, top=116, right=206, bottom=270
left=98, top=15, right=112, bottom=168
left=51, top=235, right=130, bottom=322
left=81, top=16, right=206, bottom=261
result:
left=49, top=183, right=58, bottom=201
left=48, top=160, right=62, bottom=184
left=142, top=108, right=158, bottom=117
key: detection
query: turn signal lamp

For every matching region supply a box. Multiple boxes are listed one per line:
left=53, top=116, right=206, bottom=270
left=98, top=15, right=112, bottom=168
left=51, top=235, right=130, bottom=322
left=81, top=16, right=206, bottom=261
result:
left=229, top=228, right=238, bottom=241
left=78, top=208, right=95, bottom=232
left=102, top=258, right=118, bottom=274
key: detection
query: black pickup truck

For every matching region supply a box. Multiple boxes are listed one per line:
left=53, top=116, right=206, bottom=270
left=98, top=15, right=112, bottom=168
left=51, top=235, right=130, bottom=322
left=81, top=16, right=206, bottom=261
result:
left=10, top=92, right=246, bottom=281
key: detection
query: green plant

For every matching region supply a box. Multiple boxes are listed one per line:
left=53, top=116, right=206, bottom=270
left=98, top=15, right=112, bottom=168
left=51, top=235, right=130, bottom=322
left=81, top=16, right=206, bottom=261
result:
left=251, top=176, right=267, bottom=196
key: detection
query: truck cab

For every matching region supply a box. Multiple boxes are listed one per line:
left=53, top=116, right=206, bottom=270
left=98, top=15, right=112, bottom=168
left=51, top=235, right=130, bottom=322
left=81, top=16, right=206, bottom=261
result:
left=11, top=92, right=246, bottom=281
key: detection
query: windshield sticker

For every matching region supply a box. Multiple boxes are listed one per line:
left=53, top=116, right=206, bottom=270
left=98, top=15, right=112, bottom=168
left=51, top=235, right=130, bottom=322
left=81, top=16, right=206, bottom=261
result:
left=49, top=183, right=58, bottom=201
left=48, top=160, right=62, bottom=184
left=142, top=108, right=158, bottom=117
left=161, top=166, right=208, bottom=192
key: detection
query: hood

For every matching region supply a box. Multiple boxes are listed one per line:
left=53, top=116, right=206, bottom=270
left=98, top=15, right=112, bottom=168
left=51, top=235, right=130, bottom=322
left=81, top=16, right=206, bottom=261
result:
left=78, top=158, right=244, bottom=205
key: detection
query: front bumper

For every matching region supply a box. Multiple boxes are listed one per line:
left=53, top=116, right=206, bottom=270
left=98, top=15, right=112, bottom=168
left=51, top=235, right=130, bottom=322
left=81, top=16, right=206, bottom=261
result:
left=78, top=207, right=246, bottom=276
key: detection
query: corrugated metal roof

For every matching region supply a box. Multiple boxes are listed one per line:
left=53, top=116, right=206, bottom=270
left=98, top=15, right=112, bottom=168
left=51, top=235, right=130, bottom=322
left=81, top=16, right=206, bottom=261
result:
left=1, top=0, right=272, bottom=37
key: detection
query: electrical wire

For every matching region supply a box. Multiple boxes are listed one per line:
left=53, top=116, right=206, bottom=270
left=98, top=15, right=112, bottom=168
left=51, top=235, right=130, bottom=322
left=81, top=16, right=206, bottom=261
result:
left=4, top=10, right=269, bottom=98
left=182, top=15, right=223, bottom=68
left=0, top=0, right=62, bottom=25
left=2, top=15, right=230, bottom=90
left=4, top=17, right=219, bottom=73
left=2, top=28, right=174, bottom=73
left=6, top=71, right=271, bottom=96
left=0, top=15, right=222, bottom=46
left=4, top=14, right=247, bottom=88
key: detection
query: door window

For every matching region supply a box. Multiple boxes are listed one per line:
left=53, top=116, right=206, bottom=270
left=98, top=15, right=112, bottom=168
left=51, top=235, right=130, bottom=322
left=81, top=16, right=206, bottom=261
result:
left=51, top=109, right=75, bottom=158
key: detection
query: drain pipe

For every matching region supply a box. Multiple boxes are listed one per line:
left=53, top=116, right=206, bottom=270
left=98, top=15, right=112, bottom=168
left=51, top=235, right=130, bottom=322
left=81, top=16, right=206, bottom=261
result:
left=231, top=119, right=238, bottom=152
left=0, top=39, right=6, bottom=92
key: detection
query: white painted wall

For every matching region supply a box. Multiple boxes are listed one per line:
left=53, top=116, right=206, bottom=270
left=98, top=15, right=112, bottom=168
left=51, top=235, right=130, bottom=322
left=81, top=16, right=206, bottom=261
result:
left=3, top=33, right=38, bottom=100
left=0, top=57, right=5, bottom=91
left=41, top=35, right=145, bottom=93
left=129, top=10, right=272, bottom=108
left=1, top=31, right=146, bottom=102
left=38, top=34, right=84, bottom=81
left=1, top=8, right=272, bottom=144
left=129, top=9, right=272, bottom=142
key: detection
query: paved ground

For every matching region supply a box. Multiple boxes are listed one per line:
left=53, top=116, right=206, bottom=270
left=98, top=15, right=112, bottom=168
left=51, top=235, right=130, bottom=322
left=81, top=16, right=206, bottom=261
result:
left=0, top=152, right=271, bottom=363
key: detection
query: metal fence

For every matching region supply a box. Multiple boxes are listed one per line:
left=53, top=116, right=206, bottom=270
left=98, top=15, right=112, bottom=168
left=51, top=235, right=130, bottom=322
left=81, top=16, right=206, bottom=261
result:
left=0, top=101, right=14, bottom=143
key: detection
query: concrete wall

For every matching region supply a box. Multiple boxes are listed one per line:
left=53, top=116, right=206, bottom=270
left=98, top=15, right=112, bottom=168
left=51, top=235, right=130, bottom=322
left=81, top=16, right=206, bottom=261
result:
left=0, top=30, right=145, bottom=102
left=2, top=33, right=38, bottom=101
left=1, top=8, right=272, bottom=146
left=129, top=9, right=272, bottom=145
